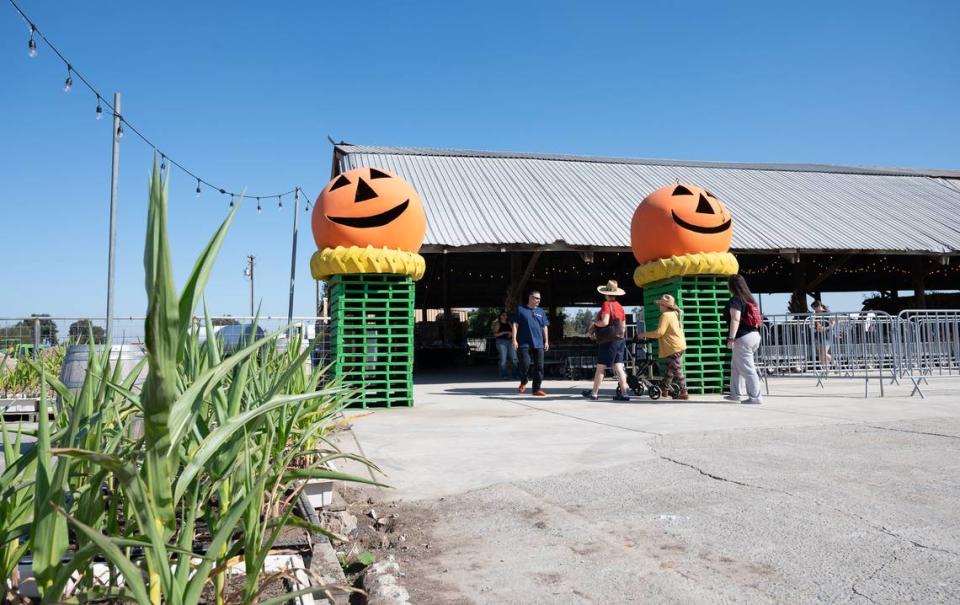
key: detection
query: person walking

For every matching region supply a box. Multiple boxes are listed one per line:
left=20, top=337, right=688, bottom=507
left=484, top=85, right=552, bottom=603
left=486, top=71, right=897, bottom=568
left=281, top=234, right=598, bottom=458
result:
left=512, top=291, right=550, bottom=396
left=639, top=294, right=690, bottom=400
left=811, top=300, right=835, bottom=367
left=725, top=274, right=763, bottom=404
left=492, top=311, right=518, bottom=378
left=582, top=280, right=631, bottom=401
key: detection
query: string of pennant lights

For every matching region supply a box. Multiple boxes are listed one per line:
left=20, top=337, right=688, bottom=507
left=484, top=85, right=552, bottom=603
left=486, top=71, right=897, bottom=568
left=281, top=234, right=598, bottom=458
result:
left=7, top=0, right=313, bottom=214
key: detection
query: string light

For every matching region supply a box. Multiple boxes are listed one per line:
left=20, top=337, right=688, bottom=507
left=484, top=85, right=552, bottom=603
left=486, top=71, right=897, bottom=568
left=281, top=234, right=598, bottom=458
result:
left=7, top=0, right=306, bottom=213
left=27, top=24, right=36, bottom=57
left=256, top=197, right=261, bottom=213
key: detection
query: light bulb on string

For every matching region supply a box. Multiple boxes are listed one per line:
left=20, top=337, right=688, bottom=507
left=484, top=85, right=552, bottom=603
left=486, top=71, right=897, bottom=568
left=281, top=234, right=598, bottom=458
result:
left=63, top=65, right=73, bottom=92
left=28, top=26, right=37, bottom=58
left=257, top=197, right=262, bottom=213
left=278, top=196, right=283, bottom=209
left=229, top=195, right=235, bottom=208
left=160, top=154, right=166, bottom=173
left=95, top=95, right=103, bottom=120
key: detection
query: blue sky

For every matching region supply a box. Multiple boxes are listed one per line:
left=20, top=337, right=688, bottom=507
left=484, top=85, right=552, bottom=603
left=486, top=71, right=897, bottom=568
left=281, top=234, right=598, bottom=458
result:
left=2, top=0, right=958, bottom=320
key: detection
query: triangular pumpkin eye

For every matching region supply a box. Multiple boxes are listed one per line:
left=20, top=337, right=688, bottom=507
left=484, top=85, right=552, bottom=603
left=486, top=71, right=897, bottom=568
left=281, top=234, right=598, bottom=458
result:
left=705, top=190, right=718, bottom=198
left=672, top=185, right=693, bottom=196
left=696, top=194, right=715, bottom=214
left=369, top=168, right=391, bottom=179
left=354, top=178, right=378, bottom=203
left=330, top=175, right=351, bottom=191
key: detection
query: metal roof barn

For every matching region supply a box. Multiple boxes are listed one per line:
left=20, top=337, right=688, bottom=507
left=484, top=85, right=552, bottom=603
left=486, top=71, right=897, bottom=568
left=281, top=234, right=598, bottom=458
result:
left=333, top=144, right=960, bottom=256
left=323, top=143, right=960, bottom=308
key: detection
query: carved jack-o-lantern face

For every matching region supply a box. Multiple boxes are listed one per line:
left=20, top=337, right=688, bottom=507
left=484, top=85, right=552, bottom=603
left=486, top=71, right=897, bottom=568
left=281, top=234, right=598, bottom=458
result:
left=630, top=183, right=733, bottom=264
left=311, top=167, right=426, bottom=252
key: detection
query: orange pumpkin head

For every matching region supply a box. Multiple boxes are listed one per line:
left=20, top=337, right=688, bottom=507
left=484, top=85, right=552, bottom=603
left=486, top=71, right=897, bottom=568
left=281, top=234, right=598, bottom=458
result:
left=311, top=167, right=426, bottom=252
left=630, top=183, right=733, bottom=264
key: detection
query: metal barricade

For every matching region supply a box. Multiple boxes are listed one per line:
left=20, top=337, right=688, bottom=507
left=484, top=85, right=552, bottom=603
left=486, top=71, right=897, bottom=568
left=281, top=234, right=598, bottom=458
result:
left=896, top=310, right=960, bottom=398
left=757, top=311, right=895, bottom=397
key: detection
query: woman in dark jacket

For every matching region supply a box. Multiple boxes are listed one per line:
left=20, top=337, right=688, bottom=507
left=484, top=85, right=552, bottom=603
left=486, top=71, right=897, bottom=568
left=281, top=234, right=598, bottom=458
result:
left=725, top=274, right=763, bottom=404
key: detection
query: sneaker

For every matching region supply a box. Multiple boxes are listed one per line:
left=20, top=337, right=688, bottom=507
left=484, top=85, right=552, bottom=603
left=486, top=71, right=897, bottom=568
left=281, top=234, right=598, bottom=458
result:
left=581, top=390, right=599, bottom=401
left=533, top=390, right=547, bottom=397
left=723, top=394, right=742, bottom=403
left=518, top=384, right=527, bottom=394
left=673, top=392, right=690, bottom=400
left=743, top=398, right=763, bottom=405
left=613, top=394, right=631, bottom=402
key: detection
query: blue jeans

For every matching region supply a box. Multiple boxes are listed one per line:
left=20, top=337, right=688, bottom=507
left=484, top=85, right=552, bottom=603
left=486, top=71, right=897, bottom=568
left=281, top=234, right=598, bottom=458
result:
left=495, top=339, right=518, bottom=378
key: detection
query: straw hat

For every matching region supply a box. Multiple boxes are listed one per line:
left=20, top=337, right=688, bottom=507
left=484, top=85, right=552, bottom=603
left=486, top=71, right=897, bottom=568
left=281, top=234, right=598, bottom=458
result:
left=597, top=280, right=626, bottom=296
left=655, top=294, right=680, bottom=311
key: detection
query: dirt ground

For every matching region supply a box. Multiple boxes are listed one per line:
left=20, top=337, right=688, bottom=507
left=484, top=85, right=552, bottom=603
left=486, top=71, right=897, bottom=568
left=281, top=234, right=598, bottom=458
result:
left=327, top=486, right=472, bottom=605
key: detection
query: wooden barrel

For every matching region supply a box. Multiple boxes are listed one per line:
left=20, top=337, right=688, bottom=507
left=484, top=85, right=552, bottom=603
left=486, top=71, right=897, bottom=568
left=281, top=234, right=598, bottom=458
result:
left=59, top=344, right=147, bottom=398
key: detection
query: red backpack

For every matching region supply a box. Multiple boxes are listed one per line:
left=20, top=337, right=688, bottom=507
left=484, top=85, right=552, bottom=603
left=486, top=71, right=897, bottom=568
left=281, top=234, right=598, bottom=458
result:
left=743, top=302, right=762, bottom=328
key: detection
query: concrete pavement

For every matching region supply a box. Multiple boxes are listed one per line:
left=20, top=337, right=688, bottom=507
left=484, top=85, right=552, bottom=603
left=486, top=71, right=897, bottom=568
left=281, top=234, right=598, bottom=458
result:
left=344, top=372, right=960, bottom=604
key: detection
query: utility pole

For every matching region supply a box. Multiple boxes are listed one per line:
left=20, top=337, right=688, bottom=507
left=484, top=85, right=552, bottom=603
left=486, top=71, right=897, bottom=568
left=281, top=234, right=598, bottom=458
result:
left=244, top=255, right=255, bottom=318
left=287, top=188, right=300, bottom=335
left=105, top=92, right=121, bottom=339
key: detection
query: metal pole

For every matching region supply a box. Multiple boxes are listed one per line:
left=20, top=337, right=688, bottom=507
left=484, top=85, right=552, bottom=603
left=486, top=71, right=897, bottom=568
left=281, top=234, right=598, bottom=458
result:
left=106, top=93, right=121, bottom=340
left=287, top=188, right=300, bottom=335
left=246, top=255, right=255, bottom=317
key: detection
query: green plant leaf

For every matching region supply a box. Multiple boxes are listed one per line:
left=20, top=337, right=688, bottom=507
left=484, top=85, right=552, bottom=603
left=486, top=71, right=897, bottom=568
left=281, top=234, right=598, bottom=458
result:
left=54, top=504, right=152, bottom=604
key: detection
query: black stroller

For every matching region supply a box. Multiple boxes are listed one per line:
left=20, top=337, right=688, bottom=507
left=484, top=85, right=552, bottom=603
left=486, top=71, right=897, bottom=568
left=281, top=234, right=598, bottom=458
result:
left=617, top=338, right=682, bottom=400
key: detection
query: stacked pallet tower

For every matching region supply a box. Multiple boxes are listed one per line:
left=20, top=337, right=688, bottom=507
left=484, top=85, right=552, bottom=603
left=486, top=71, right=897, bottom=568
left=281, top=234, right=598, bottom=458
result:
left=631, top=183, right=740, bottom=395
left=310, top=167, right=427, bottom=408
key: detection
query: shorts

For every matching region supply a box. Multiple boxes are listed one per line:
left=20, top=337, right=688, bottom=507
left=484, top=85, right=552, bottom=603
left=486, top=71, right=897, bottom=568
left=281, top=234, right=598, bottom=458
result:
left=597, top=339, right=626, bottom=366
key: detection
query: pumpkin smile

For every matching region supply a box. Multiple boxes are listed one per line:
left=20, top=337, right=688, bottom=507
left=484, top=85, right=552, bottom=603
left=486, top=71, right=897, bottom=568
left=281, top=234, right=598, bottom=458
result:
left=327, top=199, right=410, bottom=228
left=670, top=210, right=732, bottom=234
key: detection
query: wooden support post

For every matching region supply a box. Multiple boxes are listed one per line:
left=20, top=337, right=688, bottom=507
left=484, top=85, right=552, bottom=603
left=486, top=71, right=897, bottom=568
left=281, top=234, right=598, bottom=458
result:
left=912, top=257, right=929, bottom=309
left=788, top=256, right=808, bottom=314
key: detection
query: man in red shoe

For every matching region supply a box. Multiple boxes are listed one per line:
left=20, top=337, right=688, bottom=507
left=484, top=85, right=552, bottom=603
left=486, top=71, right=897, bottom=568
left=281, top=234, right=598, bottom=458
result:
left=512, top=291, right=550, bottom=396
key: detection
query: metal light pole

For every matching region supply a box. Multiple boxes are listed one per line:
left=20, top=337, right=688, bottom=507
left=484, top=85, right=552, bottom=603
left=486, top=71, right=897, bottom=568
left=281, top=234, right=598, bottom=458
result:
left=105, top=92, right=121, bottom=339
left=244, top=255, right=255, bottom=318
left=287, top=188, right=300, bottom=334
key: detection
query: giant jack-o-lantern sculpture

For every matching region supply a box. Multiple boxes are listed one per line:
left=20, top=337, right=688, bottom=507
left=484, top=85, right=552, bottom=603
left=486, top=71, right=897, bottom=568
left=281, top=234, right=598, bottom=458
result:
left=310, top=167, right=427, bottom=281
left=310, top=166, right=427, bottom=409
left=631, top=183, right=739, bottom=287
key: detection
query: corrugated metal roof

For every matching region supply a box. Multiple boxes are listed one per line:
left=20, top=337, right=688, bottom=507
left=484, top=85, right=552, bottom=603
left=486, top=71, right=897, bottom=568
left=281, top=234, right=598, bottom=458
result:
left=333, top=144, right=960, bottom=255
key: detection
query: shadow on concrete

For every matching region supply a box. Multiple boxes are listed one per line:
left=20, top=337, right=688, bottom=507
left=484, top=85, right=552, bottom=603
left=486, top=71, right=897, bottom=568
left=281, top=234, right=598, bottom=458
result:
left=438, top=387, right=750, bottom=406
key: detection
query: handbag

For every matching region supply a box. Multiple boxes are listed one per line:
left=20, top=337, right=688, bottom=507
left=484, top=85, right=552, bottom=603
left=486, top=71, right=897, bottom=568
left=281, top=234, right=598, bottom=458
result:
left=595, top=316, right=624, bottom=344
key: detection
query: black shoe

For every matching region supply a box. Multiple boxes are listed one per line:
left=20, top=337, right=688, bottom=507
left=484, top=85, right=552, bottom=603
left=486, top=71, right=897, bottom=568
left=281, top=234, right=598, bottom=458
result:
left=613, top=394, right=631, bottom=402
left=581, top=389, right=599, bottom=401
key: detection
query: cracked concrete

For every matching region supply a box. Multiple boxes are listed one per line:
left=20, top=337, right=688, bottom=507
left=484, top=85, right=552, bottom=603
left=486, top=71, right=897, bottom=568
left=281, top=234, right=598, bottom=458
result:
left=347, top=373, right=960, bottom=603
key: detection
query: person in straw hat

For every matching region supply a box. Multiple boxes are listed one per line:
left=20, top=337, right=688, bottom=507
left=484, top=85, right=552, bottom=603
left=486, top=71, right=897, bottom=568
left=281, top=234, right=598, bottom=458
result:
left=583, top=280, right=631, bottom=401
left=639, top=294, right=689, bottom=400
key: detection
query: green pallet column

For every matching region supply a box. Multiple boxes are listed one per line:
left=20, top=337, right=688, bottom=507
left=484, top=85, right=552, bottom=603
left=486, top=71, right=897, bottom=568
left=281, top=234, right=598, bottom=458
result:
left=328, top=273, right=415, bottom=408
left=642, top=275, right=731, bottom=395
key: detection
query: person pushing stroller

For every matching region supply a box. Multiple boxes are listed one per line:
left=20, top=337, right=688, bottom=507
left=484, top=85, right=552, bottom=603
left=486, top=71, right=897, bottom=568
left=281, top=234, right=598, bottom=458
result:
left=639, top=294, right=690, bottom=400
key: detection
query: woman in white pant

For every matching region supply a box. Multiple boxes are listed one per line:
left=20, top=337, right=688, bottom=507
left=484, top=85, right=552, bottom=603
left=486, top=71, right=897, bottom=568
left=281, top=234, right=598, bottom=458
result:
left=724, top=274, right=763, bottom=404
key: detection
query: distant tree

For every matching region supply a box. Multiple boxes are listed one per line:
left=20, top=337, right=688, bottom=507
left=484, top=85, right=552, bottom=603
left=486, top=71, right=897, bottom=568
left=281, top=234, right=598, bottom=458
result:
left=211, top=317, right=240, bottom=327
left=568, top=309, right=594, bottom=336
left=68, top=320, right=107, bottom=344
left=0, top=315, right=59, bottom=347
left=466, top=307, right=502, bottom=338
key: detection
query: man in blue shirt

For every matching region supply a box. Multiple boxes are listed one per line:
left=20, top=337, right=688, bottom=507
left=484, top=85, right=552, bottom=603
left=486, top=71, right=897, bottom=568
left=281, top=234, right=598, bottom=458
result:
left=511, top=290, right=550, bottom=396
